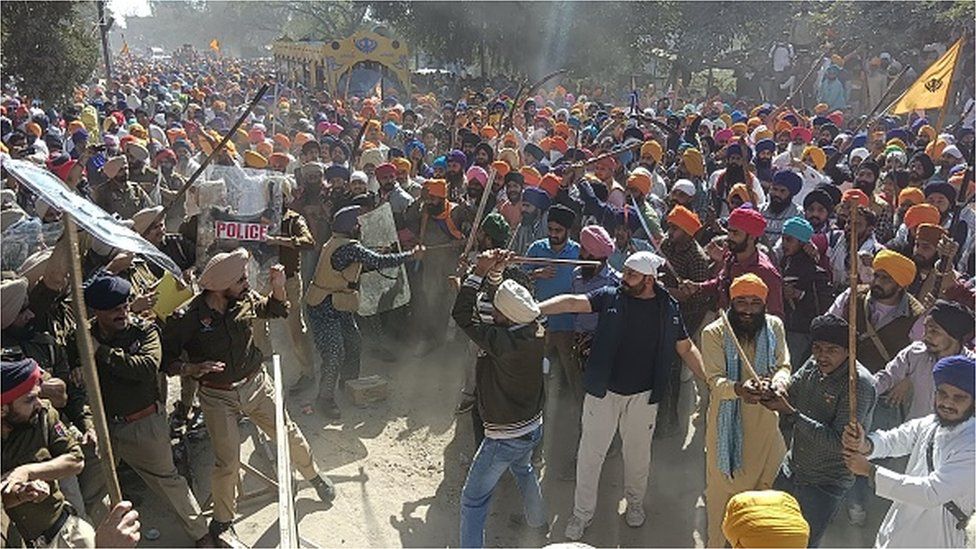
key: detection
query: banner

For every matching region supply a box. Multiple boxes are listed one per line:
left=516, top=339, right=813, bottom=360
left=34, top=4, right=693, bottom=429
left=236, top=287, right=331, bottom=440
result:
left=891, top=38, right=963, bottom=114
left=3, top=159, right=181, bottom=276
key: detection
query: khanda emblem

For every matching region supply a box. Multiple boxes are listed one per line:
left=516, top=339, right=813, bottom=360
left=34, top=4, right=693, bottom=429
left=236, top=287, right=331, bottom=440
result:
left=354, top=37, right=378, bottom=54
left=925, top=77, right=944, bottom=93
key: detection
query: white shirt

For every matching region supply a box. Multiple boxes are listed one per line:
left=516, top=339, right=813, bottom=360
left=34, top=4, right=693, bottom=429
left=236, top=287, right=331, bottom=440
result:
left=869, top=415, right=974, bottom=548
left=874, top=343, right=976, bottom=421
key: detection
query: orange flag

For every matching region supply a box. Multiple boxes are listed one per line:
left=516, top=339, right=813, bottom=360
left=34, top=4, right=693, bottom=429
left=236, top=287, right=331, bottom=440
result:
left=209, top=39, right=220, bottom=52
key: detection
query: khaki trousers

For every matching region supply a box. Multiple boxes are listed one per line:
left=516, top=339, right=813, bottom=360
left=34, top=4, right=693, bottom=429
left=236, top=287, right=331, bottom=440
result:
left=573, top=391, right=659, bottom=521
left=253, top=274, right=316, bottom=382
left=39, top=514, right=96, bottom=549
left=197, top=369, right=319, bottom=522
left=109, top=406, right=208, bottom=540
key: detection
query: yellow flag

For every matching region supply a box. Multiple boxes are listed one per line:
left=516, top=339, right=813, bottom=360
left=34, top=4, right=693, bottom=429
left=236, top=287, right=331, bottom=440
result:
left=120, top=42, right=129, bottom=56
left=891, top=38, right=963, bottom=114
left=209, top=39, right=220, bottom=52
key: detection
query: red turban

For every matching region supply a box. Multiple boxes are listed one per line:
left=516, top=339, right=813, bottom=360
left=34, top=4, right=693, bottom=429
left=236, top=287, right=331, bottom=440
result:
left=728, top=206, right=767, bottom=238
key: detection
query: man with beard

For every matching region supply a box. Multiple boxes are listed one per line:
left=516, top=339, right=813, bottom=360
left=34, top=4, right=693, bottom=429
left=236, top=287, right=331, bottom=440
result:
left=510, top=187, right=551, bottom=255
left=843, top=355, right=975, bottom=548
left=818, top=192, right=882, bottom=291
left=2, top=358, right=94, bottom=548
left=708, top=142, right=766, bottom=217
left=460, top=132, right=480, bottom=168
left=802, top=186, right=835, bottom=235
left=752, top=138, right=776, bottom=189
left=473, top=142, right=493, bottom=170
left=70, top=275, right=214, bottom=546
left=761, top=171, right=802, bottom=249
left=163, top=249, right=338, bottom=540
left=680, top=205, right=785, bottom=318
left=495, top=171, right=525, bottom=228
left=778, top=217, right=832, bottom=364
left=638, top=140, right=669, bottom=199
left=923, top=181, right=958, bottom=227
left=445, top=149, right=467, bottom=200
left=773, top=126, right=813, bottom=172
left=699, top=274, right=791, bottom=547
left=124, top=142, right=161, bottom=206
left=908, top=152, right=936, bottom=187
left=538, top=251, right=705, bottom=541
left=908, top=223, right=975, bottom=307
left=404, top=179, right=470, bottom=355
left=93, top=156, right=152, bottom=220
left=464, top=166, right=494, bottom=214
left=763, top=315, right=877, bottom=547
left=154, top=148, right=186, bottom=231
left=173, top=139, right=199, bottom=180
left=374, top=162, right=414, bottom=223
left=851, top=159, right=895, bottom=243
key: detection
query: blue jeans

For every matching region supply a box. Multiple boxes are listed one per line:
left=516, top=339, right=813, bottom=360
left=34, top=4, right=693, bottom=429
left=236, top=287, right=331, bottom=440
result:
left=460, top=425, right=547, bottom=548
left=773, top=471, right=847, bottom=548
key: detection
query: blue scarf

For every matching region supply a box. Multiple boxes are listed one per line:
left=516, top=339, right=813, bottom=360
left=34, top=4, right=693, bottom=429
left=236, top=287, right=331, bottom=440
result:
left=716, top=318, right=777, bottom=478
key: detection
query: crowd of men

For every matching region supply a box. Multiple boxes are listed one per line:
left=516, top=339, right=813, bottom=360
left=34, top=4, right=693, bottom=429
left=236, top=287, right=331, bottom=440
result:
left=1, top=49, right=975, bottom=548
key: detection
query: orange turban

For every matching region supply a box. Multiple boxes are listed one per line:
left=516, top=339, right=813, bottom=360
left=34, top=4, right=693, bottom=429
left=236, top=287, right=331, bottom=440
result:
left=903, top=203, right=941, bottom=230
left=273, top=133, right=291, bottom=151
left=729, top=273, right=769, bottom=302
left=640, top=140, right=663, bottom=164
left=256, top=141, right=273, bottom=158
left=626, top=170, right=652, bottom=196
left=728, top=183, right=754, bottom=206
left=391, top=157, right=412, bottom=174
left=424, top=179, right=448, bottom=199
left=540, top=173, right=561, bottom=198
left=667, top=205, right=702, bottom=237
left=521, top=166, right=542, bottom=187
left=873, top=249, right=916, bottom=287
left=897, top=187, right=924, bottom=207
left=491, top=160, right=510, bottom=177
left=915, top=223, right=948, bottom=246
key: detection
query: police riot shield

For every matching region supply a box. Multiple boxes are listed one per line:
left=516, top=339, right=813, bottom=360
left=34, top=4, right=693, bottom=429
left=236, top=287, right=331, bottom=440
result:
left=357, top=202, right=411, bottom=316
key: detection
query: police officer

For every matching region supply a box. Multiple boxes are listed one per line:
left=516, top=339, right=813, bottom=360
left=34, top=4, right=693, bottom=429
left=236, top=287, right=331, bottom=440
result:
left=161, top=248, right=336, bottom=539
left=75, top=275, right=213, bottom=546
left=2, top=358, right=95, bottom=548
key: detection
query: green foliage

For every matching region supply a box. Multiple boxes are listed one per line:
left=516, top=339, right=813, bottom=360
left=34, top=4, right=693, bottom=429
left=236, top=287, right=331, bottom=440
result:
left=0, top=1, right=100, bottom=104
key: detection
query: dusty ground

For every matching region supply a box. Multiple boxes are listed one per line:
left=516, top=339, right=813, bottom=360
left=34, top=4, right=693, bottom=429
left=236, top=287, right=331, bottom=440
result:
left=128, top=321, right=885, bottom=548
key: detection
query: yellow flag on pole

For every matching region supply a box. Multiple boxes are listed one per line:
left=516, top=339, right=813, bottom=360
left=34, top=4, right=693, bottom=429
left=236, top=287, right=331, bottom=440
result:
left=891, top=38, right=962, bottom=114
left=209, top=39, right=220, bottom=52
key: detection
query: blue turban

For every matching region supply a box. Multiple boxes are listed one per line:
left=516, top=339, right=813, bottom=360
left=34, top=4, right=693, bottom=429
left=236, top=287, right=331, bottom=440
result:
left=886, top=128, right=909, bottom=143
left=332, top=205, right=362, bottom=234
left=447, top=149, right=466, bottom=166
left=755, top=139, right=776, bottom=154
left=72, top=128, right=89, bottom=143
left=432, top=156, right=447, bottom=170
left=523, top=143, right=545, bottom=162
left=730, top=110, right=746, bottom=123
left=404, top=139, right=426, bottom=159
left=933, top=355, right=975, bottom=397
left=783, top=216, right=814, bottom=243
left=84, top=275, right=132, bottom=311
left=851, top=132, right=868, bottom=150
left=726, top=142, right=751, bottom=161
left=1, top=358, right=41, bottom=405
left=324, top=165, right=350, bottom=182
left=382, top=121, right=400, bottom=140
left=521, top=187, right=551, bottom=211
left=773, top=170, right=803, bottom=196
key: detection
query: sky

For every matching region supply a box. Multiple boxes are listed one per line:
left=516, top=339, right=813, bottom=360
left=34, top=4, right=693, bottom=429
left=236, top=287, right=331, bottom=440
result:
left=107, top=0, right=152, bottom=27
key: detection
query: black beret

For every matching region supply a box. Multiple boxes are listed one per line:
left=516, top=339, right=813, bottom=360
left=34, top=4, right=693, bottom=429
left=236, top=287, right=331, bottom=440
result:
left=930, top=300, right=975, bottom=342
left=547, top=204, right=576, bottom=229
left=84, top=275, right=131, bottom=311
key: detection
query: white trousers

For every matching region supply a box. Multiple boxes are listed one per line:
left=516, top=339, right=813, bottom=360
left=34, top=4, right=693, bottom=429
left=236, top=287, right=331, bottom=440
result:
left=573, top=390, right=658, bottom=521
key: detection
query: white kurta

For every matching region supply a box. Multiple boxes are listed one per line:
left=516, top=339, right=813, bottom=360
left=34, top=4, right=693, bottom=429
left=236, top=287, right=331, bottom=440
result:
left=868, top=415, right=975, bottom=548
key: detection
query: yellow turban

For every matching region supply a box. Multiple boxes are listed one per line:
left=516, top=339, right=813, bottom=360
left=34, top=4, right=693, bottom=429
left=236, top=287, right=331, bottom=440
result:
left=391, top=157, right=412, bottom=174
left=729, top=273, right=768, bottom=302
left=640, top=140, right=663, bottom=164
left=683, top=148, right=705, bottom=177
left=199, top=248, right=250, bottom=291
left=243, top=150, right=268, bottom=169
left=802, top=146, right=826, bottom=171
left=917, top=125, right=936, bottom=141
left=723, top=490, right=810, bottom=548
left=873, top=249, right=916, bottom=288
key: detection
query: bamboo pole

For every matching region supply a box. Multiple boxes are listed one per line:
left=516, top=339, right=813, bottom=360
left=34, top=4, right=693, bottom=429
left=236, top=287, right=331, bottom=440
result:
left=64, top=216, right=122, bottom=506
left=847, top=202, right=859, bottom=423
left=510, top=256, right=601, bottom=267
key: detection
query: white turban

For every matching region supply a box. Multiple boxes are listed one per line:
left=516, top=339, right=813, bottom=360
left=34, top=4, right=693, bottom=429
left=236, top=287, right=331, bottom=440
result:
left=493, top=279, right=540, bottom=324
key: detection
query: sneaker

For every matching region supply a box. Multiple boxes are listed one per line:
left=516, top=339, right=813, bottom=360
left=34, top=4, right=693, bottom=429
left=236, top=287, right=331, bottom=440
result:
left=625, top=501, right=646, bottom=528
left=564, top=515, right=590, bottom=541
left=208, top=519, right=234, bottom=538
left=847, top=503, right=866, bottom=526
left=310, top=474, right=336, bottom=504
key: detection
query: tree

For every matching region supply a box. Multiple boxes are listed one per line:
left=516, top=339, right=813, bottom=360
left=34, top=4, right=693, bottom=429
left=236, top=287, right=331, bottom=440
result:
left=0, top=1, right=100, bottom=104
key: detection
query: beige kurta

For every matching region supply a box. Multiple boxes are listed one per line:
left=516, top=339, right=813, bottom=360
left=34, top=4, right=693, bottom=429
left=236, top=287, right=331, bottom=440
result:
left=701, top=315, right=791, bottom=548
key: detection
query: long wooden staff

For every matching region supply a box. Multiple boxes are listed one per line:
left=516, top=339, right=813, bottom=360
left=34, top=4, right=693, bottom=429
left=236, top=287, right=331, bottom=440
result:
left=65, top=216, right=123, bottom=505
left=460, top=167, right=498, bottom=262
left=847, top=201, right=859, bottom=423
left=144, top=83, right=270, bottom=234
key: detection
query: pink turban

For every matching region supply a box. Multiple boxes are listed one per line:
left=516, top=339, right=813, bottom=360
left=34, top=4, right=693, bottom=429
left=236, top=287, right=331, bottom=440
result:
left=580, top=225, right=614, bottom=259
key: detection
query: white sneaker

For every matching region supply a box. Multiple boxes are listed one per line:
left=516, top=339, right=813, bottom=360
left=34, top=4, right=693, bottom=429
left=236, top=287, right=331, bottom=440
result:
left=625, top=501, right=646, bottom=528
left=847, top=503, right=866, bottom=526
left=564, top=515, right=590, bottom=541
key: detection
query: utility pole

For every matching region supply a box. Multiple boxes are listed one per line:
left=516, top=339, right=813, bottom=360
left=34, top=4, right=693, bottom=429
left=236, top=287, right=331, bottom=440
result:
left=97, top=0, right=113, bottom=84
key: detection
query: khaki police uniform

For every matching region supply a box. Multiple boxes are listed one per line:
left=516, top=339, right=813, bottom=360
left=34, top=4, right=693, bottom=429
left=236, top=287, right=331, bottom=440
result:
left=92, top=180, right=152, bottom=220
left=162, top=290, right=321, bottom=523
left=1, top=404, right=96, bottom=548
left=86, top=315, right=209, bottom=540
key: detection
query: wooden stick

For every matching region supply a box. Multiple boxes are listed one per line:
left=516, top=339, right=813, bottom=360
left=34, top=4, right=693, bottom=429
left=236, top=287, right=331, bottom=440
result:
left=425, top=241, right=465, bottom=251
left=418, top=211, right=429, bottom=246
left=460, top=168, right=497, bottom=262
left=719, top=309, right=760, bottom=382
left=510, top=256, right=601, bottom=267
left=847, top=202, right=859, bottom=423
left=64, top=215, right=122, bottom=506
left=569, top=140, right=643, bottom=169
